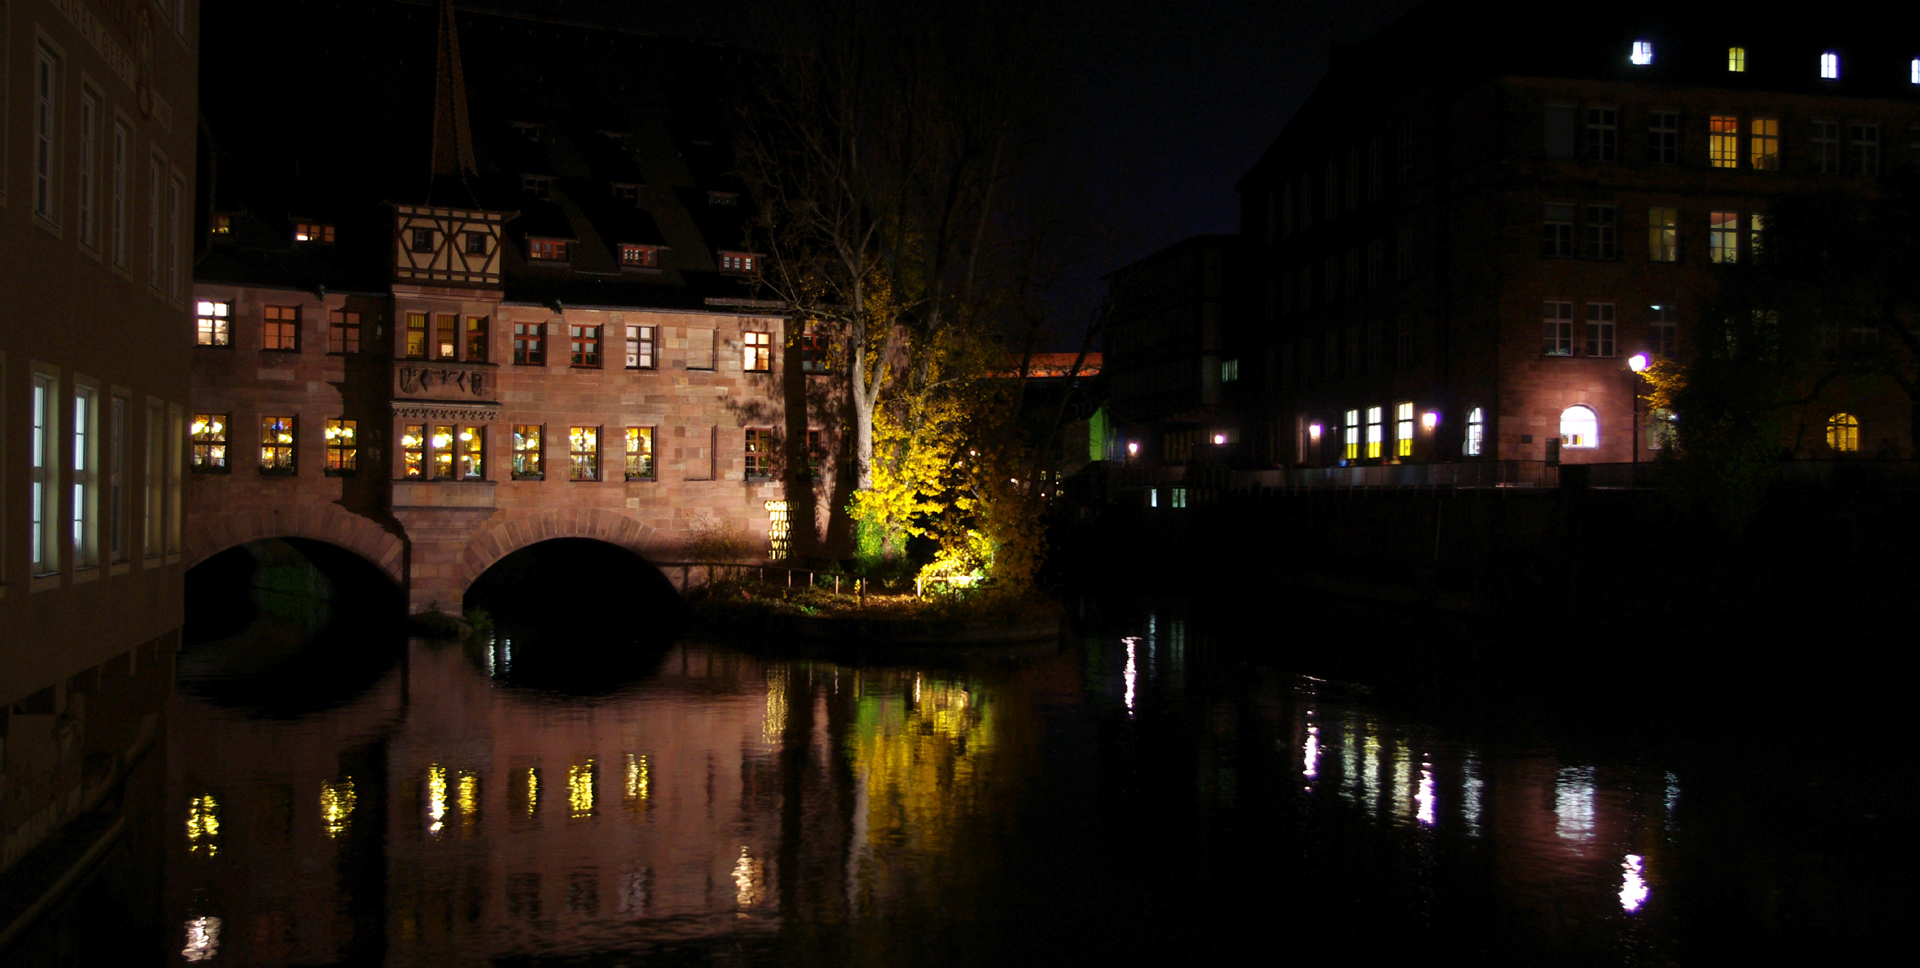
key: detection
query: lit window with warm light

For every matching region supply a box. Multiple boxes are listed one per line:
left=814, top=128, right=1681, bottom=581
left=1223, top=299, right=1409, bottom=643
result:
left=190, top=413, right=227, bottom=470
left=1365, top=406, right=1384, bottom=459
left=1560, top=405, right=1598, bottom=448
left=1394, top=402, right=1414, bottom=458
left=1728, top=47, right=1746, bottom=72
left=1343, top=410, right=1359, bottom=460
left=1630, top=41, right=1654, bottom=66
left=1826, top=412, right=1859, bottom=452
left=1750, top=118, right=1779, bottom=170
left=294, top=222, right=334, bottom=244
left=1709, top=115, right=1738, bottom=168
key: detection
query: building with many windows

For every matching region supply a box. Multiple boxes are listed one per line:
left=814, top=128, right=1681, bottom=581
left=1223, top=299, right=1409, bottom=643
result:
left=1, top=0, right=197, bottom=918
left=185, top=1, right=833, bottom=613
left=1237, top=3, right=1917, bottom=474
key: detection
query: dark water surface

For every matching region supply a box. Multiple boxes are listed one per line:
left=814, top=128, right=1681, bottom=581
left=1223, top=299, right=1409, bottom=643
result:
left=154, top=603, right=1911, bottom=966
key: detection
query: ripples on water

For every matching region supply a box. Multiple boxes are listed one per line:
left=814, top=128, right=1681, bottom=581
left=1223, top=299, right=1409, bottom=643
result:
left=157, top=605, right=1909, bottom=966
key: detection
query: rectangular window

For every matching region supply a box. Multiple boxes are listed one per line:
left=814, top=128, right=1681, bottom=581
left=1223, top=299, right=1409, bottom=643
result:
left=1649, top=111, right=1678, bottom=165
left=1396, top=117, right=1415, bottom=186
left=1543, top=301, right=1574, bottom=356
left=79, top=88, right=98, bottom=247
left=1648, top=207, right=1678, bottom=262
left=399, top=425, right=481, bottom=480
left=260, top=415, right=296, bottom=473
left=1586, top=107, right=1617, bottom=162
left=111, top=121, right=129, bottom=266
left=1649, top=303, right=1678, bottom=358
left=109, top=395, right=128, bottom=564
left=720, top=252, right=757, bottom=273
left=1345, top=148, right=1360, bottom=211
left=148, top=158, right=162, bottom=287
left=401, top=424, right=424, bottom=479
left=167, top=407, right=183, bottom=553
left=1710, top=211, right=1739, bottom=263
left=293, top=222, right=335, bottom=244
left=436, top=315, right=459, bottom=359
left=431, top=424, right=455, bottom=480
left=145, top=402, right=163, bottom=557
left=1342, top=409, right=1359, bottom=460
left=264, top=305, right=299, bottom=351
left=798, top=328, right=830, bottom=373
left=465, top=316, right=488, bottom=361
left=529, top=238, right=568, bottom=261
left=1364, top=406, right=1383, bottom=460
left=1728, top=47, right=1746, bottom=72
left=807, top=429, right=825, bottom=476
left=514, top=322, right=546, bottom=365
left=465, top=231, right=488, bottom=255
left=191, top=412, right=228, bottom=470
left=72, top=387, right=95, bottom=568
left=743, top=331, right=772, bottom=372
left=625, top=324, right=655, bottom=369
left=1585, top=303, right=1616, bottom=357
left=1544, top=103, right=1576, bottom=159
left=1323, top=158, right=1338, bottom=217
left=1394, top=402, right=1414, bottom=458
left=325, top=419, right=357, bottom=472
left=196, top=300, right=232, bottom=346
left=459, top=426, right=483, bottom=480
left=34, top=48, right=57, bottom=221
left=745, top=428, right=773, bottom=478
left=329, top=309, right=361, bottom=354
left=1750, top=118, right=1779, bottom=170
left=1851, top=123, right=1880, bottom=176
left=512, top=425, right=543, bottom=478
left=1710, top=115, right=1738, bottom=168
left=625, top=427, right=654, bottom=480
left=32, top=375, right=57, bottom=574
left=406, top=312, right=429, bottom=358
left=619, top=245, right=658, bottom=268
left=569, top=427, right=600, bottom=481
left=1344, top=248, right=1359, bottom=297
left=1583, top=205, right=1617, bottom=259
left=1749, top=212, right=1767, bottom=259
left=1368, top=136, right=1383, bottom=201
left=1542, top=202, right=1575, bottom=257
left=1814, top=120, right=1840, bottom=174
left=410, top=226, right=434, bottom=252
left=570, top=324, right=601, bottom=367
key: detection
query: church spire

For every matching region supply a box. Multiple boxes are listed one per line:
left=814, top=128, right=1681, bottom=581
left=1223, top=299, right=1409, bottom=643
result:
left=429, top=0, right=478, bottom=202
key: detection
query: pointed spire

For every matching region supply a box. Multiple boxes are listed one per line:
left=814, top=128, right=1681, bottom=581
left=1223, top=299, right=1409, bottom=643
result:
left=429, top=0, right=478, bottom=202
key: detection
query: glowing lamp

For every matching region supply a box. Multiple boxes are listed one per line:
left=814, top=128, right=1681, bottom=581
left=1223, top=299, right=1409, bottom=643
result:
left=1308, top=423, right=1322, bottom=439
left=1628, top=353, right=1649, bottom=373
left=1127, top=441, right=1140, bottom=456
left=1421, top=411, right=1439, bottom=429
left=1213, top=433, right=1226, bottom=445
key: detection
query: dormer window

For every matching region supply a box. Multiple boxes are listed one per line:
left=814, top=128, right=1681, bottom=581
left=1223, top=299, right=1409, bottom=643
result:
left=512, top=121, right=544, bottom=143
left=528, top=238, right=569, bottom=262
left=612, top=183, right=640, bottom=205
left=719, top=251, right=757, bottom=273
left=211, top=213, right=232, bottom=235
left=708, top=191, right=739, bottom=207
left=409, top=227, right=435, bottom=252
left=295, top=222, right=335, bottom=244
left=522, top=175, right=553, bottom=200
left=620, top=244, right=659, bottom=268
left=1630, top=41, right=1653, bottom=66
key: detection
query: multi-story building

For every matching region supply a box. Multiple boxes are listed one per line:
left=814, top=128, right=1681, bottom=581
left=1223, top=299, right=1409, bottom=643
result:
left=1238, top=3, right=1918, bottom=473
left=1105, top=235, right=1242, bottom=465
left=187, top=1, right=833, bottom=613
left=1, top=0, right=197, bottom=908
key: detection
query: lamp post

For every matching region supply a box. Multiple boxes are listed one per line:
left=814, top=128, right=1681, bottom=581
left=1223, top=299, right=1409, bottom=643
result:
left=1627, top=353, right=1649, bottom=475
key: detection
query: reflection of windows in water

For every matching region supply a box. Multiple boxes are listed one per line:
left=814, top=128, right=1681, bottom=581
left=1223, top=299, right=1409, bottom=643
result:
left=1555, top=766, right=1597, bottom=841
left=507, top=873, right=540, bottom=920
left=619, top=867, right=653, bottom=914
left=568, top=871, right=599, bottom=915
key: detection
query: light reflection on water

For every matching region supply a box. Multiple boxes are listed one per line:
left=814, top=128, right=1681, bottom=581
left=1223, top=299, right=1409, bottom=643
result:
left=162, top=615, right=1717, bottom=964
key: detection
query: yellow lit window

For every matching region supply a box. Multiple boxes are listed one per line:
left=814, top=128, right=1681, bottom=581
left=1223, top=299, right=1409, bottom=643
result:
left=626, top=427, right=654, bottom=480
left=1749, top=118, right=1778, bottom=170
left=436, top=315, right=459, bottom=359
left=259, top=416, right=295, bottom=473
left=432, top=425, right=455, bottom=479
left=190, top=413, right=228, bottom=469
left=212, top=213, right=232, bottom=234
left=745, top=428, right=773, bottom=477
left=402, top=424, right=425, bottom=479
left=325, top=419, right=357, bottom=472
left=264, top=305, right=299, bottom=351
left=1343, top=409, right=1359, bottom=460
left=744, top=331, right=771, bottom=371
left=513, top=425, right=543, bottom=478
left=1728, top=47, right=1745, bottom=72
left=406, top=312, right=428, bottom=358
left=1395, top=402, right=1414, bottom=458
left=1365, top=406, right=1384, bottom=459
left=294, top=222, right=334, bottom=244
left=1648, top=207, right=1678, bottom=262
left=1710, top=116, right=1738, bottom=168
left=1826, top=413, right=1859, bottom=452
left=569, top=426, right=600, bottom=480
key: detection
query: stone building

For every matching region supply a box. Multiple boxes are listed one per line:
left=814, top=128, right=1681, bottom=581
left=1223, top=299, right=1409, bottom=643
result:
left=1237, top=2, right=1919, bottom=473
left=1, top=0, right=197, bottom=925
left=1104, top=235, right=1241, bottom=466
left=187, top=1, right=835, bottom=613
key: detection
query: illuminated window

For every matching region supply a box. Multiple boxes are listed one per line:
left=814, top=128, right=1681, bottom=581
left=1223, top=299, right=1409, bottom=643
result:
left=1648, top=207, right=1678, bottom=262
left=1820, top=51, right=1839, bottom=80
left=1749, top=213, right=1767, bottom=259
left=1710, top=212, right=1739, bottom=263
left=514, top=322, right=546, bottom=365
left=1851, top=123, right=1879, bottom=176
left=1464, top=407, right=1485, bottom=456
left=401, top=424, right=424, bottom=479
left=1728, top=47, right=1746, bottom=72
left=429, top=315, right=454, bottom=359
left=625, top=427, right=655, bottom=480
left=293, top=222, right=334, bottom=244
left=745, top=428, right=773, bottom=477
left=625, top=325, right=655, bottom=369
left=569, top=426, right=600, bottom=481
left=1648, top=111, right=1678, bottom=165
left=453, top=316, right=482, bottom=361
left=1586, top=107, right=1617, bottom=162
left=72, top=388, right=95, bottom=568
left=325, top=419, right=357, bottom=472
left=1560, top=406, right=1598, bottom=448
left=1814, top=120, right=1840, bottom=173
left=1912, top=58, right=1919, bottom=85
left=1630, top=41, right=1653, bottom=66
left=1343, top=409, right=1360, bottom=460
left=1649, top=304, right=1678, bottom=357
left=260, top=416, right=295, bottom=474
left=743, top=331, right=771, bottom=372
left=1365, top=406, right=1384, bottom=459
left=619, top=245, right=658, bottom=268
left=719, top=251, right=757, bottom=273
left=1543, top=301, right=1574, bottom=356
left=1583, top=205, right=1617, bottom=259
left=1826, top=413, right=1859, bottom=452
left=528, top=238, right=568, bottom=261
left=1222, top=359, right=1240, bottom=382
left=1710, top=115, right=1738, bottom=168
left=190, top=413, right=227, bottom=471
left=329, top=309, right=361, bottom=354
left=1394, top=402, right=1414, bottom=458
left=1750, top=118, right=1779, bottom=170
left=406, top=312, right=429, bottom=358
left=512, top=425, right=543, bottom=478
left=570, top=325, right=601, bottom=366
left=30, top=376, right=57, bottom=573
left=264, top=306, right=299, bottom=351
left=195, top=301, right=231, bottom=346
left=799, top=327, right=830, bottom=373
left=458, top=427, right=483, bottom=479
left=1542, top=202, right=1575, bottom=257
left=1585, top=302, right=1616, bottom=357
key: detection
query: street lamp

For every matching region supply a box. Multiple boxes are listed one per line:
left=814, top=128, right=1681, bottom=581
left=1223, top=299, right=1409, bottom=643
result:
left=1626, top=354, right=1649, bottom=473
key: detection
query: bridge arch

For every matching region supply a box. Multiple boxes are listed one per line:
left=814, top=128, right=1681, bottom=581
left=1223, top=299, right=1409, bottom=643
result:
left=183, top=504, right=405, bottom=587
left=452, top=508, right=670, bottom=596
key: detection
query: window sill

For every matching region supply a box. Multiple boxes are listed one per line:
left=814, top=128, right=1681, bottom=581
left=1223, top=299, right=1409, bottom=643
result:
left=110, top=561, right=132, bottom=577
left=195, top=343, right=235, bottom=350
left=73, top=567, right=100, bottom=585
left=513, top=360, right=547, bottom=367
left=624, top=366, right=657, bottom=372
left=512, top=474, right=545, bottom=481
left=31, top=573, right=63, bottom=593
left=259, top=469, right=298, bottom=478
left=191, top=466, right=230, bottom=475
left=570, top=364, right=603, bottom=370
left=625, top=475, right=656, bottom=482
left=325, top=469, right=358, bottom=477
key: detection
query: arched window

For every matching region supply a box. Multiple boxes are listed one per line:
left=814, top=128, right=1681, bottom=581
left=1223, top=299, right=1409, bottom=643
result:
left=1464, top=407, right=1485, bottom=456
left=1826, top=413, right=1859, bottom=452
left=1560, top=406, right=1598, bottom=448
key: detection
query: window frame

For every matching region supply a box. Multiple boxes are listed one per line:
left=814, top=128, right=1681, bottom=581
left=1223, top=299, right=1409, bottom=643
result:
left=72, top=381, right=98, bottom=569
left=263, top=305, right=300, bottom=352
left=568, top=426, right=601, bottom=481
left=1393, top=401, right=1414, bottom=458
left=743, top=331, right=771, bottom=372
left=31, top=371, right=60, bottom=576
left=1342, top=409, right=1360, bottom=461
left=465, top=316, right=488, bottom=361
left=1585, top=106, right=1618, bottom=162
left=625, top=426, right=655, bottom=481
left=1826, top=413, right=1859, bottom=452
left=1649, top=303, right=1678, bottom=358
left=1585, top=302, right=1617, bottom=358
left=1648, top=110, right=1679, bottom=165
left=1560, top=406, right=1599, bottom=449
left=625, top=324, right=655, bottom=369
left=744, top=427, right=774, bottom=478
left=259, top=415, right=296, bottom=475
left=190, top=412, right=229, bottom=473
left=1648, top=206, right=1678, bottom=262
left=1749, top=118, right=1779, bottom=171
left=406, top=312, right=430, bottom=359
left=512, top=425, right=544, bottom=479
left=325, top=418, right=358, bottom=474
left=1709, top=211, right=1739, bottom=263
left=513, top=321, right=547, bottom=365
left=328, top=308, right=362, bottom=355
left=1364, top=406, right=1384, bottom=460
left=1582, top=204, right=1618, bottom=260
left=196, top=300, right=232, bottom=347
left=33, top=45, right=60, bottom=225
left=1543, top=301, right=1575, bottom=357
left=1464, top=407, right=1485, bottom=457
left=1709, top=115, right=1739, bottom=169
left=569, top=324, right=602, bottom=368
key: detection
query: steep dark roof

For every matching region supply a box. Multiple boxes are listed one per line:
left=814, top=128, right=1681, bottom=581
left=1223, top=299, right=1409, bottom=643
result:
left=197, top=0, right=769, bottom=309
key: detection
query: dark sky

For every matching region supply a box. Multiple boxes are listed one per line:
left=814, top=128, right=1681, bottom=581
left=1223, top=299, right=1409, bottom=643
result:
left=438, top=0, right=1425, bottom=324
